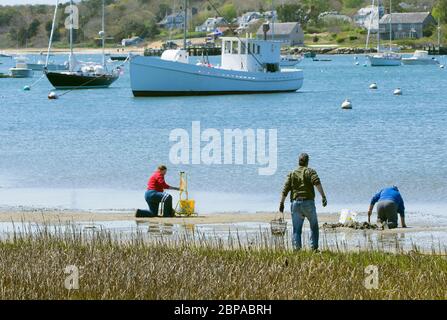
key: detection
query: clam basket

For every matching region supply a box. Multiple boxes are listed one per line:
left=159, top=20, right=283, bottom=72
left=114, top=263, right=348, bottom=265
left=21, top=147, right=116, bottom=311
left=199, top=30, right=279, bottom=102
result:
left=270, top=215, right=287, bottom=236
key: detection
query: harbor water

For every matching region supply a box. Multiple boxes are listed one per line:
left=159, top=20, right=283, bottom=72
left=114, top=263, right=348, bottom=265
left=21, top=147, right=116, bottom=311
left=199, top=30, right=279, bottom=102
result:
left=1, top=53, right=447, bottom=222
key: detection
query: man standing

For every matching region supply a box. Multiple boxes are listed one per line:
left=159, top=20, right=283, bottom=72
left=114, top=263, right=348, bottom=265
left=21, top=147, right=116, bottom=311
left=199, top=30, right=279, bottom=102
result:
left=136, top=165, right=181, bottom=218
left=368, top=186, right=406, bottom=229
left=280, top=153, right=327, bottom=251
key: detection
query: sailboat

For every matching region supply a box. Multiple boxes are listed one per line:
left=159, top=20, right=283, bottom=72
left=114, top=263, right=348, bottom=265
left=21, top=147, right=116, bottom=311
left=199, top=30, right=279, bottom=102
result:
left=368, top=0, right=401, bottom=66
left=45, top=0, right=119, bottom=89
left=130, top=0, right=303, bottom=96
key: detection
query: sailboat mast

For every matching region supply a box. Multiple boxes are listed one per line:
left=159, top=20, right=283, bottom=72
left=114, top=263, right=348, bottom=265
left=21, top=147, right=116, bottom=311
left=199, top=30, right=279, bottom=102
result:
left=271, top=0, right=275, bottom=40
left=46, top=0, right=59, bottom=67
left=183, top=0, right=187, bottom=49
left=377, top=0, right=381, bottom=52
left=438, top=18, right=441, bottom=48
left=389, top=0, right=392, bottom=51
left=102, top=0, right=105, bottom=67
left=365, top=0, right=375, bottom=50
left=69, top=0, right=74, bottom=71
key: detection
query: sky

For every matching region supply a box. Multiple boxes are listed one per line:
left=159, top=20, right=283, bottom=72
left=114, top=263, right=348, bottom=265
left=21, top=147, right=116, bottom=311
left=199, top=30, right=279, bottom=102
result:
left=0, top=0, right=71, bottom=5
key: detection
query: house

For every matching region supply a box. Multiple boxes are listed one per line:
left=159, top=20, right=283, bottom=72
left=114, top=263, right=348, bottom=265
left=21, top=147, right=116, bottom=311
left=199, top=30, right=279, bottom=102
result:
left=158, top=11, right=186, bottom=29
left=195, top=17, right=226, bottom=32
left=379, top=12, right=436, bottom=39
left=121, top=36, right=143, bottom=47
left=236, top=11, right=263, bottom=33
left=353, top=5, right=385, bottom=31
left=256, top=22, right=304, bottom=46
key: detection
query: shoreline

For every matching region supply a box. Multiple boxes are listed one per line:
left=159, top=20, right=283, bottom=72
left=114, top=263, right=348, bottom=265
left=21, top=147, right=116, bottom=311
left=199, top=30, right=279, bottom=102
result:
left=0, top=209, right=445, bottom=236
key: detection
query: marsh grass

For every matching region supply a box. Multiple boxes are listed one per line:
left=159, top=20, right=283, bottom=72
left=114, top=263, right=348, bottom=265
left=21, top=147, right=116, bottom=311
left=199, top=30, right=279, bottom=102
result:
left=0, top=223, right=446, bottom=300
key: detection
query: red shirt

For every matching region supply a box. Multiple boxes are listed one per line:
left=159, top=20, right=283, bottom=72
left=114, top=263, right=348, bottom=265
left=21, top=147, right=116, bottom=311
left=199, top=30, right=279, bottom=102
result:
left=147, top=171, right=170, bottom=192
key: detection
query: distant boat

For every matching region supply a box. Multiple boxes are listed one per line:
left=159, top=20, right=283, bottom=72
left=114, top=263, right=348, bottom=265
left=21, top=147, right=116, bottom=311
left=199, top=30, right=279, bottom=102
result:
left=279, top=54, right=303, bottom=67
left=9, top=57, right=33, bottom=78
left=45, top=0, right=120, bottom=89
left=110, top=55, right=128, bottom=61
left=402, top=50, right=440, bottom=65
left=130, top=1, right=303, bottom=96
left=367, top=0, right=402, bottom=66
left=27, top=59, right=68, bottom=71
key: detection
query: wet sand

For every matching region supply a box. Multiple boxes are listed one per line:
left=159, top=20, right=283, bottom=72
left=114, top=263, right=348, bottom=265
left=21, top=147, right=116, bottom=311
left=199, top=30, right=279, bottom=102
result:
left=0, top=209, right=445, bottom=235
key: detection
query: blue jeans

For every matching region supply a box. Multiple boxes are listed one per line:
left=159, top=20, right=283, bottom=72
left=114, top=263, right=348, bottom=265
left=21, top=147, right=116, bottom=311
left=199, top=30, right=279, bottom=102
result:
left=144, top=190, right=174, bottom=217
left=291, top=200, right=319, bottom=250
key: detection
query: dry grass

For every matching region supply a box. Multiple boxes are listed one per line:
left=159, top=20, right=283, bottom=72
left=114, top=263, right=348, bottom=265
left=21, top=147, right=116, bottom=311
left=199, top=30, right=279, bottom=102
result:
left=0, top=225, right=446, bottom=300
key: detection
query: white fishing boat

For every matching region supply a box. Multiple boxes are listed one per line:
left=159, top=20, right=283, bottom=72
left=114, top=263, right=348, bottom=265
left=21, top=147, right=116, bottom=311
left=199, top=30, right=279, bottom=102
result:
left=9, top=57, right=33, bottom=78
left=131, top=36, right=303, bottom=96
left=402, top=50, right=439, bottom=65
left=279, top=54, right=303, bottom=67
left=130, top=1, right=303, bottom=96
left=367, top=0, right=402, bottom=66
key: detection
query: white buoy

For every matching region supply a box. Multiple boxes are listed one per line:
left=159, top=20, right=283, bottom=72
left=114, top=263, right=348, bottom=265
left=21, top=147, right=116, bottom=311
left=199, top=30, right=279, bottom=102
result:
left=440, top=64, right=445, bottom=69
left=341, top=99, right=353, bottom=109
left=369, top=83, right=378, bottom=90
left=23, top=85, right=30, bottom=91
left=393, top=88, right=402, bottom=96
left=48, top=91, right=58, bottom=100
left=355, top=62, right=360, bottom=66
left=363, top=63, right=368, bottom=67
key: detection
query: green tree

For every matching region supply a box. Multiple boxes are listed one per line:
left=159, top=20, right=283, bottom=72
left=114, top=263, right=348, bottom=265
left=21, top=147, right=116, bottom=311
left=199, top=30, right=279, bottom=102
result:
left=27, top=19, right=41, bottom=39
left=219, top=3, right=237, bottom=22
left=277, top=4, right=308, bottom=24
left=433, top=0, right=447, bottom=24
left=343, top=0, right=364, bottom=9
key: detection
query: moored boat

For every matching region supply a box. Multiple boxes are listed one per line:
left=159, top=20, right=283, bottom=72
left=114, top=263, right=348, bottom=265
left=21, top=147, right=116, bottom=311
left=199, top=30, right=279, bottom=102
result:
left=9, top=57, right=33, bottom=78
left=402, top=50, right=440, bottom=65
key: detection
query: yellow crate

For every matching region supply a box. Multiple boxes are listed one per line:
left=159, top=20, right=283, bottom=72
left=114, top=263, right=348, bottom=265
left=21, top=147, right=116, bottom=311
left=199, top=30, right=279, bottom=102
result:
left=179, top=199, right=195, bottom=216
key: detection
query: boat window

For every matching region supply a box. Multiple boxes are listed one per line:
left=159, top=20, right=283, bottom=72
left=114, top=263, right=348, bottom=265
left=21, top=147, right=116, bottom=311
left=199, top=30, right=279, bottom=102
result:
left=224, top=41, right=231, bottom=54
left=248, top=44, right=251, bottom=54
left=241, top=42, right=246, bottom=54
left=232, top=41, right=239, bottom=54
left=257, top=45, right=261, bottom=54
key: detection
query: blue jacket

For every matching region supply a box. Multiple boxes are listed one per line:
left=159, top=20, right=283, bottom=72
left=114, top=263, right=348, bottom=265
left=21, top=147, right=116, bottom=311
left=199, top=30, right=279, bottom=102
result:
left=371, top=186, right=405, bottom=217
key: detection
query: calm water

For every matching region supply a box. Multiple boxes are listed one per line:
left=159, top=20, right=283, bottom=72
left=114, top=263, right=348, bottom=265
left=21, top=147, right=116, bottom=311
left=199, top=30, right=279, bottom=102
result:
left=1, top=53, right=447, bottom=220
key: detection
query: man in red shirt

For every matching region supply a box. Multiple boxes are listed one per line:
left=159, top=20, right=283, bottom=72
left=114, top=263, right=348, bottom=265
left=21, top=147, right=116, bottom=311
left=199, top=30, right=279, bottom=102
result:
left=136, top=165, right=181, bottom=218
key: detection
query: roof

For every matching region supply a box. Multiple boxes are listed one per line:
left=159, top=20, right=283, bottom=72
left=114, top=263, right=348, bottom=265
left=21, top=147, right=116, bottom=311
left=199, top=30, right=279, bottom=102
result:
left=379, top=12, right=432, bottom=24
left=256, top=22, right=299, bottom=35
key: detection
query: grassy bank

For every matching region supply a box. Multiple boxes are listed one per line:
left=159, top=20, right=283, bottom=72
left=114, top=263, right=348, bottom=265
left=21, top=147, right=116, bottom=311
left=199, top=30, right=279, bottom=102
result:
left=0, top=228, right=446, bottom=300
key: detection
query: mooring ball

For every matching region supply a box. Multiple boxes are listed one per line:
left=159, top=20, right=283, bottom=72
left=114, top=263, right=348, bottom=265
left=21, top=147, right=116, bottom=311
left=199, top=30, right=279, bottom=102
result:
left=48, top=92, right=58, bottom=100
left=23, top=85, right=30, bottom=91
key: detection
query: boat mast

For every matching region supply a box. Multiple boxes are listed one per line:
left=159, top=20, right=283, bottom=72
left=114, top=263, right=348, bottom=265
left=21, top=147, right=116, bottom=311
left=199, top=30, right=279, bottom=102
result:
left=183, top=0, right=187, bottom=49
left=438, top=18, right=441, bottom=49
left=377, top=0, right=381, bottom=52
left=365, top=0, right=375, bottom=51
left=271, top=0, right=275, bottom=40
left=69, top=0, right=74, bottom=72
left=46, top=0, right=59, bottom=67
left=389, top=0, right=392, bottom=51
left=101, top=0, right=105, bottom=68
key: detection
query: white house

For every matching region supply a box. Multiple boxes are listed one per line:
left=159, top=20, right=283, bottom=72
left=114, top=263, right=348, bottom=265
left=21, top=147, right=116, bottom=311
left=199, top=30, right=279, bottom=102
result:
left=195, top=17, right=226, bottom=32
left=354, top=5, right=385, bottom=31
left=158, top=11, right=186, bottom=29
left=236, top=11, right=263, bottom=33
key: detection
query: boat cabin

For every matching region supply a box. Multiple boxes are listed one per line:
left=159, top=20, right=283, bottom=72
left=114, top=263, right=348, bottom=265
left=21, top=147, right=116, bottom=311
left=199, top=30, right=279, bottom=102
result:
left=220, top=37, right=281, bottom=73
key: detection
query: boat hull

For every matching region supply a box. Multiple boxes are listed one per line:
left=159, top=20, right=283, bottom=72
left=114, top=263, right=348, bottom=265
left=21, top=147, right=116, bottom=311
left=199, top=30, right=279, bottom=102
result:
left=130, top=56, right=304, bottom=96
left=9, top=68, right=33, bottom=78
left=402, top=59, right=439, bottom=65
left=45, top=71, right=118, bottom=89
left=368, top=55, right=401, bottom=66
